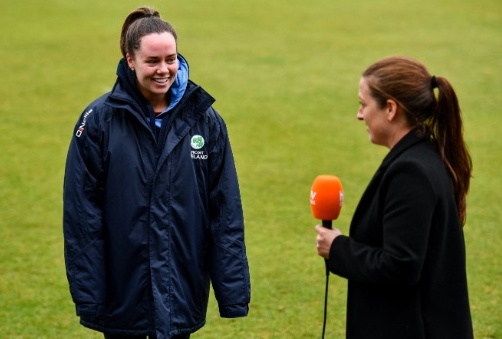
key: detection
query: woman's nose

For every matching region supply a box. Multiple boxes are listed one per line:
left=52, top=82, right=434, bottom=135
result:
left=356, top=110, right=364, bottom=121
left=158, top=61, right=169, bottom=73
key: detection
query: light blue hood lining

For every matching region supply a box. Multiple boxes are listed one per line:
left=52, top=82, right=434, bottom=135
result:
left=166, top=54, right=189, bottom=112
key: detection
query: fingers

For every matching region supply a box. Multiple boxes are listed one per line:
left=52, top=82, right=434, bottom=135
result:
left=314, top=224, right=343, bottom=259
left=314, top=224, right=325, bottom=234
left=315, top=225, right=327, bottom=258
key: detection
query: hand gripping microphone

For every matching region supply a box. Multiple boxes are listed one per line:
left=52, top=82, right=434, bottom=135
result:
left=310, top=175, right=344, bottom=339
left=310, top=175, right=344, bottom=228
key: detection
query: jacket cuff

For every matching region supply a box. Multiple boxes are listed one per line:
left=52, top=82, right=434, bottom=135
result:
left=76, top=303, right=105, bottom=317
left=329, top=235, right=349, bottom=274
left=218, top=303, right=249, bottom=318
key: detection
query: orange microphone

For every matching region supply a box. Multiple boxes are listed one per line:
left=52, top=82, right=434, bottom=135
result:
left=310, top=175, right=344, bottom=229
left=311, top=175, right=344, bottom=338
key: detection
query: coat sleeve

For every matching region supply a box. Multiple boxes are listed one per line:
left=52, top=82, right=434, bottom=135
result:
left=207, top=110, right=251, bottom=318
left=63, top=107, right=106, bottom=317
left=329, top=160, right=436, bottom=285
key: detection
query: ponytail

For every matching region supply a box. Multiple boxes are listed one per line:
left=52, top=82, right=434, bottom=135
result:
left=430, top=77, right=472, bottom=225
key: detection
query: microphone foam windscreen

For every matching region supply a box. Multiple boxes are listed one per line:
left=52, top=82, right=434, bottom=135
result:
left=310, top=175, right=344, bottom=220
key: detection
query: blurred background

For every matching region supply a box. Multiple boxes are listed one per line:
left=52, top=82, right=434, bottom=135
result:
left=0, top=0, right=500, bottom=337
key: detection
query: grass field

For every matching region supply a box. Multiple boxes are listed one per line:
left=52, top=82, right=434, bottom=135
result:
left=1, top=0, right=501, bottom=338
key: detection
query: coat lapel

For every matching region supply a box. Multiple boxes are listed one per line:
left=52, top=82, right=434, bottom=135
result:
left=350, top=130, right=424, bottom=235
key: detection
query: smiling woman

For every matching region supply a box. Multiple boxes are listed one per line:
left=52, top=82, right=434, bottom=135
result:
left=126, top=32, right=178, bottom=111
left=62, top=6, right=251, bottom=339
left=118, top=7, right=185, bottom=119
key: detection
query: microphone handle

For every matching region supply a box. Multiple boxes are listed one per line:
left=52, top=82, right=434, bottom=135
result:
left=322, top=220, right=331, bottom=275
left=322, top=220, right=332, bottom=229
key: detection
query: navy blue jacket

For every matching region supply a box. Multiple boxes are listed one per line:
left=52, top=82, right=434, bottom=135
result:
left=330, top=130, right=473, bottom=338
left=63, top=57, right=250, bottom=338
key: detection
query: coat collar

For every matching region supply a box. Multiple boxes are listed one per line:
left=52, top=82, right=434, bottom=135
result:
left=359, top=129, right=426, bottom=200
left=380, top=129, right=425, bottom=171
left=349, top=129, right=426, bottom=236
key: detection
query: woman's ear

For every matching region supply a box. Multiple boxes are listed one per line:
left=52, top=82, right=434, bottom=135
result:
left=126, top=53, right=135, bottom=70
left=386, top=99, right=399, bottom=122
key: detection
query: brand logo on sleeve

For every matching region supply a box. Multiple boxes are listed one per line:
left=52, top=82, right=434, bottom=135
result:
left=190, top=135, right=208, bottom=160
left=75, top=109, right=93, bottom=137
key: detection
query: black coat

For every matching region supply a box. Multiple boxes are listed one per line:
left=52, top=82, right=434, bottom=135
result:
left=330, top=130, right=473, bottom=339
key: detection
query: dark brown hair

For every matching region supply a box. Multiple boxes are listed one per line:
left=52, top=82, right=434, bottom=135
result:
left=120, top=7, right=177, bottom=58
left=363, top=56, right=472, bottom=226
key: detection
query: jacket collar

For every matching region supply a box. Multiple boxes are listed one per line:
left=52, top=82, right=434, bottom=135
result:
left=380, top=129, right=425, bottom=170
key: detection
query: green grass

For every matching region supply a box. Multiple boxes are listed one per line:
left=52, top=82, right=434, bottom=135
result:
left=1, top=0, right=501, bottom=337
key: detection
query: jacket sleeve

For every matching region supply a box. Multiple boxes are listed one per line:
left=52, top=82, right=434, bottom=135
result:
left=329, top=160, right=436, bottom=285
left=63, top=107, right=106, bottom=317
left=207, top=110, right=251, bottom=318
